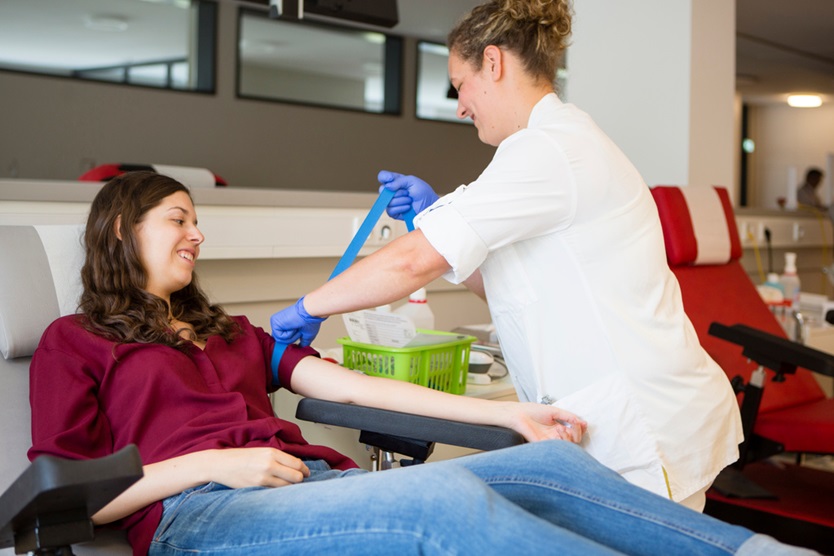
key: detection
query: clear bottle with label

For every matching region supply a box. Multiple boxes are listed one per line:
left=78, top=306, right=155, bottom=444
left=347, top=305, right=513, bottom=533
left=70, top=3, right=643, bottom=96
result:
left=780, top=252, right=801, bottom=308
left=394, top=287, right=435, bottom=331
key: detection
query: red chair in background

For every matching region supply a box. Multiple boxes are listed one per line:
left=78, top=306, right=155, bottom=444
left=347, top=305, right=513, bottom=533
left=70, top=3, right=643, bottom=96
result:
left=651, top=185, right=834, bottom=552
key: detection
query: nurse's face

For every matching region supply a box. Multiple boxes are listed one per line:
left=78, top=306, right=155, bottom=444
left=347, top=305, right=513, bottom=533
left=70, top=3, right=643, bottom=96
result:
left=449, top=51, right=503, bottom=147
left=134, top=191, right=204, bottom=302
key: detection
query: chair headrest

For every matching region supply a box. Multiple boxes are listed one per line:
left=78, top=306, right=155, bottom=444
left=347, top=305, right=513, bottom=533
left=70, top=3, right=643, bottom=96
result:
left=0, top=225, right=85, bottom=360
left=651, top=185, right=742, bottom=267
left=79, top=163, right=227, bottom=187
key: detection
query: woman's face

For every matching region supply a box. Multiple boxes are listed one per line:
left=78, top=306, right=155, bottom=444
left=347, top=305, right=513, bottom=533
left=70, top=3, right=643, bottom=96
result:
left=449, top=51, right=503, bottom=146
left=133, top=191, right=204, bottom=302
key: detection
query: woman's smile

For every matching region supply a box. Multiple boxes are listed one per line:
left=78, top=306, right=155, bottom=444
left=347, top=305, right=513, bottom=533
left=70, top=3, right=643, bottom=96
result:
left=177, top=248, right=196, bottom=264
left=135, top=190, right=204, bottom=301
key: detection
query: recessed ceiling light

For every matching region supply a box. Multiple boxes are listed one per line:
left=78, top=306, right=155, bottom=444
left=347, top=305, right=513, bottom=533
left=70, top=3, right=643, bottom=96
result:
left=787, top=94, right=822, bottom=108
left=244, top=39, right=286, bottom=54
left=138, top=0, right=191, bottom=7
left=419, top=43, right=449, bottom=57
left=84, top=15, right=129, bottom=32
left=362, top=32, right=385, bottom=45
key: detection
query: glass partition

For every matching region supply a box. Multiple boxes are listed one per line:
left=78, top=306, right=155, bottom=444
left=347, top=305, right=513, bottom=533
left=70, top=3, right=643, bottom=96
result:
left=238, top=9, right=402, bottom=114
left=415, top=41, right=469, bottom=125
left=0, top=0, right=216, bottom=92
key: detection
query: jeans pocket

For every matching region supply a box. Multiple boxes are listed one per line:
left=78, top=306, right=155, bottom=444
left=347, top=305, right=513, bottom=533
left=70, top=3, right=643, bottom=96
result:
left=155, top=482, right=217, bottom=541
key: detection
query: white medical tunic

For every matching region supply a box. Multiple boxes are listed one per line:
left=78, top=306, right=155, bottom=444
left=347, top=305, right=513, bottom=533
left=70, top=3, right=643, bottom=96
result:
left=415, top=93, right=743, bottom=501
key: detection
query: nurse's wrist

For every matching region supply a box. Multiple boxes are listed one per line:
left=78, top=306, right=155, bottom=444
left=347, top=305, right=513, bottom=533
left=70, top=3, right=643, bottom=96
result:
left=298, top=296, right=326, bottom=321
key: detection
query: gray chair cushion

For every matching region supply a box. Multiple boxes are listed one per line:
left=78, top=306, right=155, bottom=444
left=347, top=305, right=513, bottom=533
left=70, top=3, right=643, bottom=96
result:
left=0, top=356, right=33, bottom=494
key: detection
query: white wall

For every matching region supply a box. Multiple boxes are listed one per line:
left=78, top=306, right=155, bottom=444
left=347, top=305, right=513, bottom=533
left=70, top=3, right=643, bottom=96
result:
left=569, top=0, right=690, bottom=187
left=569, top=0, right=736, bottom=191
left=689, top=0, right=736, bottom=194
left=747, top=103, right=834, bottom=209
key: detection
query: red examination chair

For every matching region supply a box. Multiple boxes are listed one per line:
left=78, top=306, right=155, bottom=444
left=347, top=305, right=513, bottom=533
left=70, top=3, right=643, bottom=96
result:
left=651, top=185, right=834, bottom=552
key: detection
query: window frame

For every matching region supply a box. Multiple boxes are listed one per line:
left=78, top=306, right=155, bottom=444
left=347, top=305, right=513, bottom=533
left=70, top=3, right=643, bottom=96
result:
left=0, top=0, right=218, bottom=95
left=414, top=39, right=470, bottom=126
left=235, top=6, right=403, bottom=116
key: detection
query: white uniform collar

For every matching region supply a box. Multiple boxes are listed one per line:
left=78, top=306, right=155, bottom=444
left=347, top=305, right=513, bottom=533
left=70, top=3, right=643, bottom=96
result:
left=527, top=92, right=563, bottom=129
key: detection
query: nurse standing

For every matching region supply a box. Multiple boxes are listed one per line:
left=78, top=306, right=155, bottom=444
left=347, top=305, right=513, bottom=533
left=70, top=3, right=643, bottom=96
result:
left=271, top=0, right=743, bottom=511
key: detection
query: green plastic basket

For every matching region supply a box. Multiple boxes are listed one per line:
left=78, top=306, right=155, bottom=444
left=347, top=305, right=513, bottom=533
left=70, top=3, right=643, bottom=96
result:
left=337, top=330, right=475, bottom=395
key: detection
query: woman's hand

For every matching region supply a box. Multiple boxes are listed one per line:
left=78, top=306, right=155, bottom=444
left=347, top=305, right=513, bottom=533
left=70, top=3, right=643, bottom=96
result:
left=206, top=447, right=311, bottom=488
left=93, top=447, right=311, bottom=525
left=503, top=403, right=587, bottom=444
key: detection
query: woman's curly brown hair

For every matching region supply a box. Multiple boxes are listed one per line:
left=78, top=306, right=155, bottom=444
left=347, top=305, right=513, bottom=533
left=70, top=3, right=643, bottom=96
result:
left=79, top=171, right=239, bottom=350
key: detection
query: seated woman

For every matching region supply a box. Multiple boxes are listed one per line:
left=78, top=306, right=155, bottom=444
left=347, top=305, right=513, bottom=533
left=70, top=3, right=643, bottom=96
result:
left=29, top=171, right=812, bottom=555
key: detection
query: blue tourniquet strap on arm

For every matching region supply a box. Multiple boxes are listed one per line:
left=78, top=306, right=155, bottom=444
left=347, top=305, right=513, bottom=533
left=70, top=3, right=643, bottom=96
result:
left=271, top=341, right=289, bottom=388
left=271, top=189, right=416, bottom=386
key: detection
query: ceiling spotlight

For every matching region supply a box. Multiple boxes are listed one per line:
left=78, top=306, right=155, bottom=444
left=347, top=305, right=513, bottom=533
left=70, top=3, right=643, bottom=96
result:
left=787, top=94, right=822, bottom=108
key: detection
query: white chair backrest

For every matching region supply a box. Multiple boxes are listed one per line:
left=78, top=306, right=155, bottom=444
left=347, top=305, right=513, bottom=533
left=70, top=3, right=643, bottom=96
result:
left=0, top=224, right=133, bottom=555
left=0, top=225, right=84, bottom=491
left=0, top=225, right=85, bottom=359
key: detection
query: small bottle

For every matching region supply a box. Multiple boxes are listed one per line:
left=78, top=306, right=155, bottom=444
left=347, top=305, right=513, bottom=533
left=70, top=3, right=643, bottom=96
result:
left=780, top=252, right=801, bottom=308
left=763, top=272, right=784, bottom=295
left=394, top=287, right=435, bottom=331
left=758, top=272, right=785, bottom=306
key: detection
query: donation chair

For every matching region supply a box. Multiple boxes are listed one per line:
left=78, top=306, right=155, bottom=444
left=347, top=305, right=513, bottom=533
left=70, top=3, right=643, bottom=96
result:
left=0, top=225, right=141, bottom=555
left=0, top=224, right=523, bottom=555
left=651, top=185, right=834, bottom=552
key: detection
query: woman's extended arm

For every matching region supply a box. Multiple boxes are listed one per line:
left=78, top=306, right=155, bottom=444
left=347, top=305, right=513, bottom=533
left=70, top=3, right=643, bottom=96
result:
left=289, top=356, right=586, bottom=443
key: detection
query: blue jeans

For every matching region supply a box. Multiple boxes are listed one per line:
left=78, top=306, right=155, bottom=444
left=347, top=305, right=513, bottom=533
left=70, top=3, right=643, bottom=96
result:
left=148, top=441, right=786, bottom=555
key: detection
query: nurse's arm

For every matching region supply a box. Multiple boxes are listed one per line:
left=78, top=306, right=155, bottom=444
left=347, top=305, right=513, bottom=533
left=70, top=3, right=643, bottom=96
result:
left=303, top=229, right=450, bottom=317
left=462, top=269, right=486, bottom=300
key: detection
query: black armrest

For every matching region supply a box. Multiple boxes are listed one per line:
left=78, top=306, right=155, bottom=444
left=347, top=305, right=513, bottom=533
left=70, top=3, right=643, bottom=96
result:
left=709, top=323, right=834, bottom=379
left=0, top=445, right=143, bottom=553
left=296, top=398, right=524, bottom=453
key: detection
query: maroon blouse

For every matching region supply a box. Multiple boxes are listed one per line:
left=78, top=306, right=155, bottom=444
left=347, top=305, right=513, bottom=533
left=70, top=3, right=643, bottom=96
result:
left=28, top=314, right=357, bottom=555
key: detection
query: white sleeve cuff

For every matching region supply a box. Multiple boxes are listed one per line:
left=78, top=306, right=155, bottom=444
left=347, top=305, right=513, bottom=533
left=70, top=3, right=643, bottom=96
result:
left=416, top=204, right=488, bottom=284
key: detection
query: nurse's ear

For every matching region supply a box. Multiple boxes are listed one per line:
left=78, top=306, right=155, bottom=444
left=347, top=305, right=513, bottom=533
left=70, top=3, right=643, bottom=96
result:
left=114, top=214, right=123, bottom=241
left=483, top=45, right=504, bottom=81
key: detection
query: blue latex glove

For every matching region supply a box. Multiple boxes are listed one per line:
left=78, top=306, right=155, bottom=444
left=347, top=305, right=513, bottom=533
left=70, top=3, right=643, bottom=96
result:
left=270, top=297, right=326, bottom=347
left=378, top=170, right=439, bottom=220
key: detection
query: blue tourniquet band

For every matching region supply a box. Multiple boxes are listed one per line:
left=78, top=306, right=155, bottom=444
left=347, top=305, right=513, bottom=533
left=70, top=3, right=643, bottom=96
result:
left=271, top=341, right=289, bottom=388
left=271, top=189, right=416, bottom=386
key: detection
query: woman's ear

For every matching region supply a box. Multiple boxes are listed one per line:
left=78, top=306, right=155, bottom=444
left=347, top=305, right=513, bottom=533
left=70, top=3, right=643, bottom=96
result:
left=114, top=215, right=123, bottom=241
left=483, top=45, right=503, bottom=80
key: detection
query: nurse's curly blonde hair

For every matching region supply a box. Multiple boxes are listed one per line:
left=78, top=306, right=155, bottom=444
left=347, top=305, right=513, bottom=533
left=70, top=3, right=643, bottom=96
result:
left=448, top=0, right=572, bottom=84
